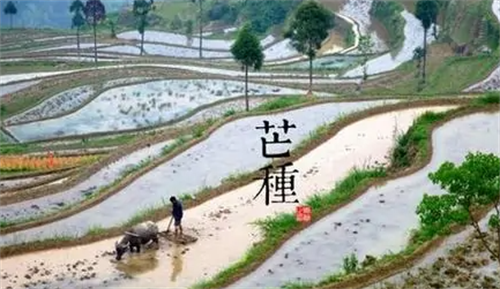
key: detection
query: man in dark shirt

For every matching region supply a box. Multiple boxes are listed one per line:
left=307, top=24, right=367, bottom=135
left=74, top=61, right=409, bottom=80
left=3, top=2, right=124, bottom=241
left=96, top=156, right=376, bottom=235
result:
left=170, top=196, right=183, bottom=236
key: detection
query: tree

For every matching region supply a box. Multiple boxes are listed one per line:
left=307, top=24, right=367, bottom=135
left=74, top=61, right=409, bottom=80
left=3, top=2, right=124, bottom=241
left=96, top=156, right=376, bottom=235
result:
left=83, top=0, right=106, bottom=64
left=185, top=19, right=194, bottom=47
left=417, top=152, right=500, bottom=266
left=107, top=19, right=117, bottom=38
left=133, top=0, right=154, bottom=55
left=415, top=0, right=439, bottom=85
left=3, top=1, right=17, bottom=29
left=285, top=0, right=334, bottom=93
left=358, top=35, right=374, bottom=82
left=70, top=0, right=85, bottom=60
left=230, top=24, right=264, bottom=112
left=191, top=0, right=203, bottom=58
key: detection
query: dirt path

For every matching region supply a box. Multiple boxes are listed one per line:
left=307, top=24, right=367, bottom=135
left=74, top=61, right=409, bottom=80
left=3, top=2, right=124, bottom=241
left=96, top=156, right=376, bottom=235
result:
left=0, top=106, right=456, bottom=289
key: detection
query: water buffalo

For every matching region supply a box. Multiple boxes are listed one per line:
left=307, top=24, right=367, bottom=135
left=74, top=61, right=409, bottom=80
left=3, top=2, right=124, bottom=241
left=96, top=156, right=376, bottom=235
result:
left=115, top=221, right=159, bottom=261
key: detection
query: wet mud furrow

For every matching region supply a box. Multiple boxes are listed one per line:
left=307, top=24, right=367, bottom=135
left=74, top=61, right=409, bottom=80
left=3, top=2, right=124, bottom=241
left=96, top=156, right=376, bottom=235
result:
left=229, top=112, right=500, bottom=288
left=0, top=105, right=454, bottom=289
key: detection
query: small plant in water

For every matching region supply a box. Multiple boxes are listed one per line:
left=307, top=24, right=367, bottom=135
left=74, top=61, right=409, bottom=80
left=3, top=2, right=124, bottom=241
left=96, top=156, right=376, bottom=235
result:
left=342, top=253, right=359, bottom=274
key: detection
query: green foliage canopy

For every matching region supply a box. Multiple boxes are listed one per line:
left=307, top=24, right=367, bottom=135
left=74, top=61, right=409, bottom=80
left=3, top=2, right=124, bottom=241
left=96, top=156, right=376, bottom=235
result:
left=3, top=1, right=17, bottom=15
left=417, top=152, right=500, bottom=237
left=133, top=0, right=154, bottom=34
left=70, top=0, right=86, bottom=29
left=285, top=0, right=334, bottom=59
left=230, top=23, right=264, bottom=70
left=415, top=0, right=439, bottom=30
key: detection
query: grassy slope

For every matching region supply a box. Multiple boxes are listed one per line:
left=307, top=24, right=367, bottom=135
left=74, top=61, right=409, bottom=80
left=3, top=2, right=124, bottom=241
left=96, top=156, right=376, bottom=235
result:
left=365, top=42, right=500, bottom=95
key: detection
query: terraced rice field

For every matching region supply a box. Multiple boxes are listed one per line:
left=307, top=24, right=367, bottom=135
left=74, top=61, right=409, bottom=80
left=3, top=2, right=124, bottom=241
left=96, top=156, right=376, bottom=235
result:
left=0, top=1, right=499, bottom=289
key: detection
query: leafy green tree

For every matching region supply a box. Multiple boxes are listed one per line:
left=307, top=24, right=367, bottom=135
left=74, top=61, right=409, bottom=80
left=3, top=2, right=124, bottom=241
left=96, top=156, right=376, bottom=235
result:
left=133, top=0, right=155, bottom=55
left=415, top=0, right=439, bottom=85
left=230, top=24, right=264, bottom=112
left=70, top=0, right=85, bottom=59
left=358, top=34, right=374, bottom=82
left=285, top=0, right=334, bottom=93
left=83, top=0, right=106, bottom=64
left=417, top=152, right=500, bottom=265
left=3, top=1, right=17, bottom=29
left=107, top=19, right=117, bottom=38
left=191, top=0, right=204, bottom=58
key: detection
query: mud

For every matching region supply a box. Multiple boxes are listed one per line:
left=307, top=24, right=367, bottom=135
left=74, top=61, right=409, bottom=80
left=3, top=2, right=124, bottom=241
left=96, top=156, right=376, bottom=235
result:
left=230, top=112, right=500, bottom=288
left=0, top=106, right=455, bottom=289
left=0, top=174, right=61, bottom=192
left=0, top=81, right=42, bottom=98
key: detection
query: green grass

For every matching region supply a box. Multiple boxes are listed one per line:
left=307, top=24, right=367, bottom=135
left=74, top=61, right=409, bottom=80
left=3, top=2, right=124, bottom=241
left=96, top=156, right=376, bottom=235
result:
left=419, top=54, right=500, bottom=94
left=191, top=168, right=386, bottom=289
left=390, top=111, right=447, bottom=169
left=472, top=91, right=500, bottom=106
left=153, top=1, right=196, bottom=23
left=366, top=51, right=500, bottom=95
left=252, top=96, right=311, bottom=113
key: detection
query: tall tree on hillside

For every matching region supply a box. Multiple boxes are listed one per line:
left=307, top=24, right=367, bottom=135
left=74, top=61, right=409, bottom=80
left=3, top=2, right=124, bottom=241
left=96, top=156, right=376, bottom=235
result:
left=191, top=0, right=204, bottom=58
left=415, top=0, right=439, bottom=85
left=83, top=0, right=106, bottom=64
left=230, top=24, right=264, bottom=112
left=285, top=0, right=334, bottom=93
left=133, top=0, right=154, bottom=55
left=70, top=0, right=85, bottom=60
left=3, top=1, right=17, bottom=29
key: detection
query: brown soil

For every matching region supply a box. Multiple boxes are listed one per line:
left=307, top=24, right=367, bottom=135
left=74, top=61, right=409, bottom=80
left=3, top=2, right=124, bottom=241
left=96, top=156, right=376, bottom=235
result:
left=374, top=231, right=500, bottom=289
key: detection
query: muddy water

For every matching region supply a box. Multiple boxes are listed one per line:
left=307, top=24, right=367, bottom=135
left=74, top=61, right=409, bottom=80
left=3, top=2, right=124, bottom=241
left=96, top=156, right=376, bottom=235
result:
left=0, top=80, right=41, bottom=98
left=229, top=112, right=500, bottom=288
left=0, top=174, right=61, bottom=191
left=0, top=100, right=399, bottom=246
left=344, top=10, right=437, bottom=78
left=6, top=80, right=319, bottom=141
left=0, top=140, right=174, bottom=223
left=0, top=105, right=456, bottom=289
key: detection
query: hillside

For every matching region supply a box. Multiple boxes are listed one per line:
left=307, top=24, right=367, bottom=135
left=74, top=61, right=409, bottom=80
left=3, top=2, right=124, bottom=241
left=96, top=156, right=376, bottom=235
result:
left=0, top=0, right=132, bottom=29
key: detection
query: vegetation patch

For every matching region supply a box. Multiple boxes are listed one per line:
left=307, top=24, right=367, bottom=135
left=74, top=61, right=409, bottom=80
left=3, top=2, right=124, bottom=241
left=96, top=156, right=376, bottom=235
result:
left=369, top=0, right=406, bottom=53
left=366, top=47, right=500, bottom=95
